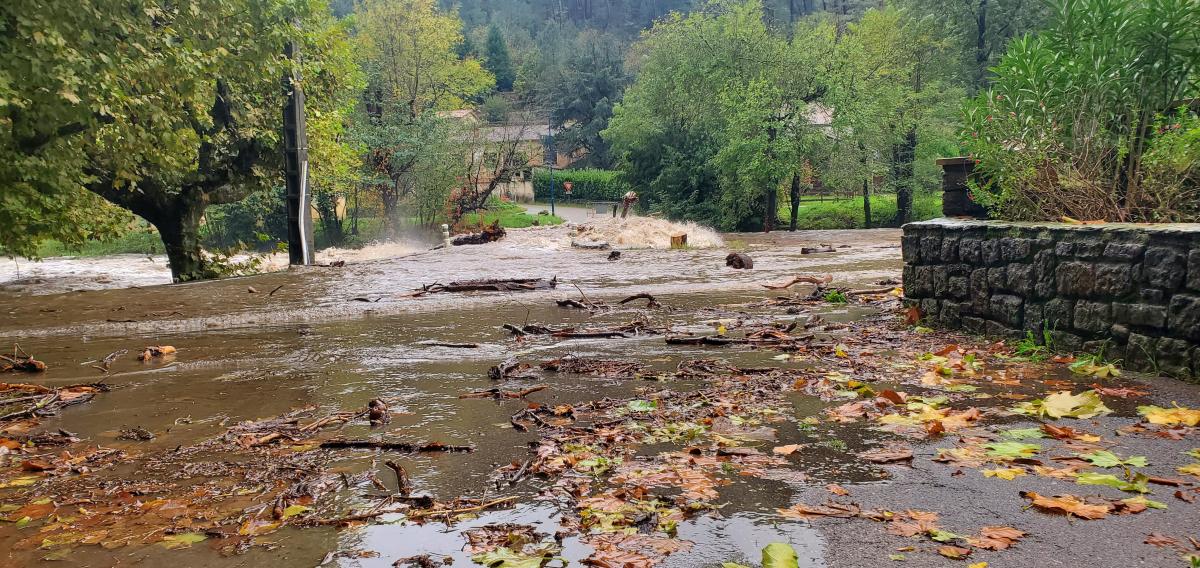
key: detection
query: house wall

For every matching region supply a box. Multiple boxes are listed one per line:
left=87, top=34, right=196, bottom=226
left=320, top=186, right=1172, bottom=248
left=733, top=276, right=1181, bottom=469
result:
left=902, top=218, right=1200, bottom=379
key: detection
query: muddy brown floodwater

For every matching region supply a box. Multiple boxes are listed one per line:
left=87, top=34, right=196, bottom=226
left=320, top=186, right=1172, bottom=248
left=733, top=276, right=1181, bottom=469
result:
left=0, top=228, right=899, bottom=567
left=3, top=225, right=1196, bottom=568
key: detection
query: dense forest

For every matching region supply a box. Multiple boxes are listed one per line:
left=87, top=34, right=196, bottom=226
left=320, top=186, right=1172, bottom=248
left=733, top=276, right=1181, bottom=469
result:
left=2, top=0, right=1197, bottom=280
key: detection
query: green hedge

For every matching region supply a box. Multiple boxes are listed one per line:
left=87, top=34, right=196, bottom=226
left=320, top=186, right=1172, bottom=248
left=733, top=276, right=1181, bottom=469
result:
left=532, top=168, right=630, bottom=202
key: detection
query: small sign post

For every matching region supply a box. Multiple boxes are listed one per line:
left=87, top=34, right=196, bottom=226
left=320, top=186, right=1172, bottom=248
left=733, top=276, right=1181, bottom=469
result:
left=563, top=181, right=573, bottom=197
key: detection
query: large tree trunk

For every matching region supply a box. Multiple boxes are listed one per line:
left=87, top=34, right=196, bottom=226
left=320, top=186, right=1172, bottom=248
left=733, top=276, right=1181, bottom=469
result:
left=788, top=172, right=801, bottom=231
left=862, top=179, right=872, bottom=229
left=975, top=0, right=989, bottom=90
left=152, top=189, right=211, bottom=283
left=763, top=187, right=777, bottom=233
left=891, top=126, right=918, bottom=226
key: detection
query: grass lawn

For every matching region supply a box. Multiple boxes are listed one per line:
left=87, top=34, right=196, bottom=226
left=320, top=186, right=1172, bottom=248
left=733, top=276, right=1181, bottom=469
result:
left=33, top=226, right=164, bottom=257
left=782, top=193, right=942, bottom=229
left=460, top=200, right=564, bottom=229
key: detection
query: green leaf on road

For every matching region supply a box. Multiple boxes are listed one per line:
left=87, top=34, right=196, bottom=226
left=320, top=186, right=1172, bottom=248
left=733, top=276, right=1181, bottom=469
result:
left=984, top=441, right=1041, bottom=459
left=627, top=400, right=658, bottom=412
left=1075, top=472, right=1149, bottom=493
left=1079, top=450, right=1147, bottom=468
left=762, top=543, right=799, bottom=568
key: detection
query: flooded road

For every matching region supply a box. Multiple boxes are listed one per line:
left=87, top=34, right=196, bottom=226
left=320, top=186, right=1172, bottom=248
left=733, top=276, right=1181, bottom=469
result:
left=2, top=223, right=1197, bottom=568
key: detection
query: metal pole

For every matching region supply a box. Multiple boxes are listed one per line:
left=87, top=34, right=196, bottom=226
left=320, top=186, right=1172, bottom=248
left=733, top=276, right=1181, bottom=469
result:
left=283, top=39, right=314, bottom=265
left=547, top=119, right=555, bottom=217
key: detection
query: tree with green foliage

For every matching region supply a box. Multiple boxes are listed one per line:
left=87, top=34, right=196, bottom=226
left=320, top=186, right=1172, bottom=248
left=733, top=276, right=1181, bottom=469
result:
left=354, top=0, right=494, bottom=230
left=485, top=25, right=516, bottom=91
left=0, top=0, right=360, bottom=281
left=964, top=0, right=1200, bottom=222
left=529, top=30, right=627, bottom=168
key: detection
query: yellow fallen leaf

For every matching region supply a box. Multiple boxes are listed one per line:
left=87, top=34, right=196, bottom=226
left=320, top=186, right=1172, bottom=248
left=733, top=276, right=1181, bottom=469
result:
left=969, top=563, right=988, bottom=568
left=834, top=344, right=849, bottom=358
left=1139, top=405, right=1200, bottom=427
left=1177, top=463, right=1200, bottom=478
left=982, top=467, right=1026, bottom=480
left=772, top=444, right=803, bottom=456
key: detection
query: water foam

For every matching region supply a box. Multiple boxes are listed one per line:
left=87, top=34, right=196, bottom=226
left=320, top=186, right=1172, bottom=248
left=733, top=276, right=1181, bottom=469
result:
left=571, top=216, right=725, bottom=249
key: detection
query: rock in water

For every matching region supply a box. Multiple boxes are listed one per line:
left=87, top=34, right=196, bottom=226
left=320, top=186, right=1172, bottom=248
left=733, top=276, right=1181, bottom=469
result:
left=726, top=253, right=754, bottom=269
left=608, top=251, right=621, bottom=261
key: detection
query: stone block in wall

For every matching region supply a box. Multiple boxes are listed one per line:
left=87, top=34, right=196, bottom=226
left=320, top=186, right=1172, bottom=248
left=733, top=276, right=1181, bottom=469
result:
left=1168, top=294, right=1200, bottom=341
left=909, top=265, right=934, bottom=297
left=985, top=320, right=1020, bottom=338
left=1104, top=242, right=1145, bottom=262
left=1024, top=303, right=1044, bottom=335
left=1044, top=298, right=1074, bottom=331
left=982, top=240, right=1003, bottom=266
left=988, top=267, right=1007, bottom=292
left=1057, top=262, right=1096, bottom=297
left=1031, top=250, right=1058, bottom=299
left=939, top=302, right=963, bottom=327
left=1074, top=239, right=1106, bottom=259
left=1126, top=333, right=1158, bottom=369
left=1083, top=340, right=1122, bottom=362
left=962, top=316, right=986, bottom=334
left=1112, top=302, right=1167, bottom=329
left=1141, top=288, right=1166, bottom=304
left=1110, top=324, right=1131, bottom=341
left=1049, top=331, right=1084, bottom=352
left=960, top=238, right=982, bottom=263
left=902, top=265, right=917, bottom=296
left=1094, top=263, right=1134, bottom=298
left=969, top=269, right=989, bottom=312
left=1188, top=250, right=1200, bottom=292
left=1157, top=338, right=1193, bottom=378
left=1055, top=241, right=1075, bottom=257
left=940, top=236, right=960, bottom=263
left=921, top=236, right=943, bottom=264
left=1144, top=246, right=1187, bottom=291
left=1073, top=301, right=1112, bottom=334
left=991, top=294, right=1024, bottom=327
left=920, top=298, right=940, bottom=320
left=1001, top=238, right=1034, bottom=262
left=947, top=276, right=969, bottom=300
left=901, top=235, right=922, bottom=263
left=1006, top=263, right=1034, bottom=296
left=1194, top=348, right=1200, bottom=378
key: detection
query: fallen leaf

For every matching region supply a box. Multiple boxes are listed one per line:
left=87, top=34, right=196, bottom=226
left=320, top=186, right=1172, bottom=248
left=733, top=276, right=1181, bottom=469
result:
left=966, top=526, right=1025, bottom=550
left=984, top=441, right=1040, bottom=459
left=1139, top=405, right=1200, bottom=427
left=772, top=444, right=803, bottom=456
left=826, top=483, right=849, bottom=496
left=860, top=445, right=913, bottom=464
left=778, top=502, right=860, bottom=519
left=982, top=467, right=1026, bottom=480
left=1090, top=384, right=1148, bottom=398
left=1012, top=390, right=1111, bottom=419
left=1145, top=533, right=1179, bottom=548
left=1177, top=463, right=1200, bottom=478
left=1080, top=450, right=1148, bottom=468
left=761, top=542, right=799, bottom=568
left=938, top=545, right=971, bottom=559
left=1076, top=472, right=1149, bottom=493
left=160, top=532, right=207, bottom=549
left=1022, top=491, right=1111, bottom=519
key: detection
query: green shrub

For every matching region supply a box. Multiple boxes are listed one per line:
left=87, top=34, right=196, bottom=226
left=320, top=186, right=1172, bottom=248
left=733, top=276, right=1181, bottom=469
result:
left=532, top=168, right=630, bottom=202
left=781, top=193, right=942, bottom=230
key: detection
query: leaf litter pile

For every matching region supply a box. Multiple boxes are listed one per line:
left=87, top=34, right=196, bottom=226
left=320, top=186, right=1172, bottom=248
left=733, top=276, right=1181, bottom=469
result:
left=2, top=290, right=1200, bottom=567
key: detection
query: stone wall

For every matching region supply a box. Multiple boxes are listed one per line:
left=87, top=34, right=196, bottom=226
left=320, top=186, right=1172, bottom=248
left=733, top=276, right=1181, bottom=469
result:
left=902, top=218, right=1200, bottom=379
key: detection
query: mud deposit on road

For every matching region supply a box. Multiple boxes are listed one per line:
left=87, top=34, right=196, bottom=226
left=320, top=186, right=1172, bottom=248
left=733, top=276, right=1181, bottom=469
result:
left=1, top=229, right=1198, bottom=568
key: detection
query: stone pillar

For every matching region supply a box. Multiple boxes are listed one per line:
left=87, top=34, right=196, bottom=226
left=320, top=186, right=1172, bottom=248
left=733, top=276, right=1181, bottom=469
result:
left=937, top=157, right=988, bottom=218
